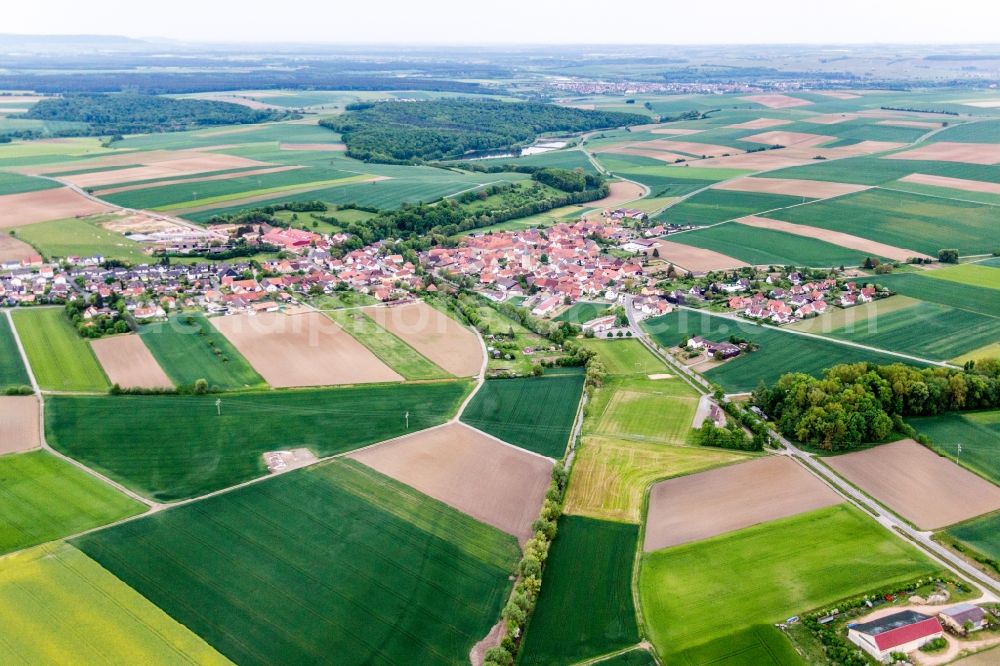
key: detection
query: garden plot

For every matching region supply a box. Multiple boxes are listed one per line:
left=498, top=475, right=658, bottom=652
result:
left=644, top=455, right=842, bottom=551
left=825, top=439, right=1000, bottom=529
left=363, top=301, right=482, bottom=377
left=349, top=422, right=552, bottom=542
left=211, top=311, right=402, bottom=388
left=90, top=335, right=173, bottom=389
left=0, top=396, right=40, bottom=454
left=0, top=188, right=113, bottom=228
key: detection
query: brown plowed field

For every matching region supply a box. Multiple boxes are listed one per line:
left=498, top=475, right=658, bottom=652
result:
left=0, top=235, right=37, bottom=263
left=212, top=311, right=403, bottom=387
left=814, top=91, right=861, bottom=99
left=650, top=239, right=748, bottom=274
left=824, top=439, right=1000, bottom=530
left=736, top=215, right=930, bottom=261
left=884, top=142, right=1000, bottom=165
left=725, top=118, right=792, bottom=130
left=741, top=94, right=813, bottom=108
left=643, top=455, right=842, bottom=551
left=0, top=188, right=114, bottom=229
left=349, top=423, right=552, bottom=542
left=363, top=302, right=482, bottom=377
left=715, top=177, right=868, bottom=199
left=90, top=335, right=173, bottom=389
left=591, top=181, right=646, bottom=207
left=0, top=396, right=41, bottom=454
left=63, top=153, right=269, bottom=187
left=91, top=165, right=302, bottom=196
left=899, top=173, right=1000, bottom=195
left=744, top=131, right=833, bottom=147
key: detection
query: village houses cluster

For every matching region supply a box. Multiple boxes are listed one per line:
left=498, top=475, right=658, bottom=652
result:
left=722, top=272, right=878, bottom=325
left=421, top=217, right=671, bottom=317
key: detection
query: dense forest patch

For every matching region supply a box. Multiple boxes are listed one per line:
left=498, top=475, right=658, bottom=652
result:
left=21, top=94, right=290, bottom=135
left=322, top=99, right=647, bottom=162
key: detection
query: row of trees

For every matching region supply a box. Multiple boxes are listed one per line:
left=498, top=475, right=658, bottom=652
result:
left=322, top=99, right=646, bottom=163
left=753, top=360, right=1000, bottom=449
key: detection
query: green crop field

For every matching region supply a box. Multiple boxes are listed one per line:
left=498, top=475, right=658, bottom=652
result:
left=0, top=314, right=30, bottom=389
left=47, top=380, right=470, bottom=501
left=945, top=512, right=1000, bottom=564
left=74, top=459, right=519, bottom=666
left=667, top=222, right=877, bottom=267
left=577, top=338, right=665, bottom=376
left=849, top=272, right=1000, bottom=318
left=761, top=155, right=1000, bottom=186
left=13, top=216, right=150, bottom=264
left=909, top=410, right=1000, bottom=486
left=644, top=311, right=913, bottom=393
left=553, top=301, right=610, bottom=324
left=565, top=435, right=748, bottom=523
left=768, top=188, right=998, bottom=256
left=460, top=370, right=583, bottom=458
left=640, top=504, right=939, bottom=664
left=827, top=301, right=999, bottom=361
left=925, top=264, right=1000, bottom=290
left=0, top=170, right=62, bottom=196
left=138, top=313, right=265, bottom=390
left=11, top=308, right=109, bottom=392
left=519, top=516, right=640, bottom=665
left=0, top=451, right=145, bottom=555
left=104, top=165, right=359, bottom=210
left=0, top=543, right=232, bottom=664
left=595, top=154, right=746, bottom=196
left=324, top=309, right=450, bottom=380
left=590, top=375, right=700, bottom=445
left=657, top=190, right=806, bottom=226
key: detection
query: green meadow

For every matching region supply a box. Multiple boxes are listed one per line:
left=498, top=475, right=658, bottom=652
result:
left=11, top=308, right=109, bottom=392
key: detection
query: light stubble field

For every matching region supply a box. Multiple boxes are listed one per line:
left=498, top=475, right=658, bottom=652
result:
left=0, top=395, right=40, bottom=454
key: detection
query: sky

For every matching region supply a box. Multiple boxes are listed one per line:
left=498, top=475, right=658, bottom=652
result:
left=6, top=0, right=1000, bottom=45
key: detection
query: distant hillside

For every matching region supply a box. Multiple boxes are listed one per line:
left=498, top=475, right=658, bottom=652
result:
left=20, top=94, right=291, bottom=135
left=323, top=99, right=648, bottom=163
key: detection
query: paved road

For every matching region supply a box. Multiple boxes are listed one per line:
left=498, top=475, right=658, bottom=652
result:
left=620, top=298, right=1000, bottom=600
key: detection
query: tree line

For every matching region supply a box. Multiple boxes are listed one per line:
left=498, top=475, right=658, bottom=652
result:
left=320, top=99, right=647, bottom=163
left=752, top=360, right=1000, bottom=450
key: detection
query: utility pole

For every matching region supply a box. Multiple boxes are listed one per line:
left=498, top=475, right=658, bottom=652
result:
left=405, top=411, right=410, bottom=429
left=216, top=398, right=222, bottom=416
left=957, top=442, right=962, bottom=458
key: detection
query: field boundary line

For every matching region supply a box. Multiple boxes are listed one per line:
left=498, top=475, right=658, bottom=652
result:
left=2, top=309, right=158, bottom=512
